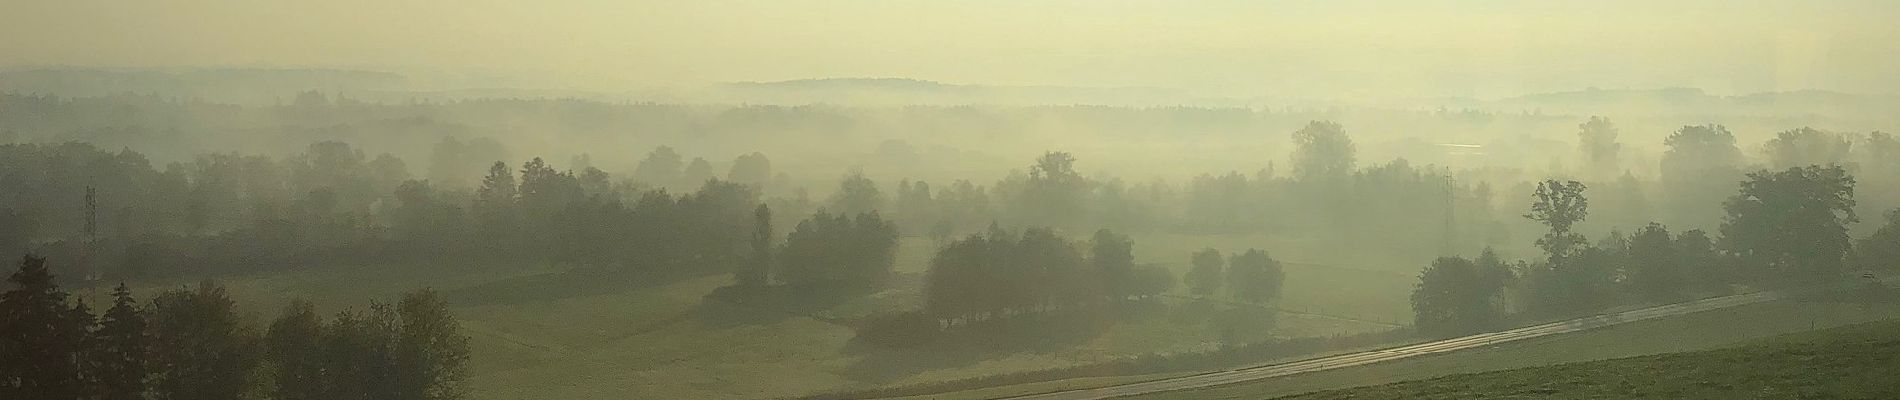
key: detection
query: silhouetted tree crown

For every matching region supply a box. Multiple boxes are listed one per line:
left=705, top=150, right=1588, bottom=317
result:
left=1290, top=120, right=1356, bottom=183
left=1722, top=165, right=1857, bottom=282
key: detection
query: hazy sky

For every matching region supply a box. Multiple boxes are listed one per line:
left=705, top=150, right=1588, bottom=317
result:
left=4, top=0, right=1896, bottom=98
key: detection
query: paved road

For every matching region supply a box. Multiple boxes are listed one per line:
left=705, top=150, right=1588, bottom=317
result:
left=995, top=278, right=1884, bottom=400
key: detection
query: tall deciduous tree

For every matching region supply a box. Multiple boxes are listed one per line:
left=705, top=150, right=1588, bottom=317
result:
left=1577, top=116, right=1620, bottom=177
left=1227, top=249, right=1284, bottom=304
left=1674, top=229, right=1729, bottom=293
left=321, top=303, right=399, bottom=400
left=1722, top=165, right=1857, bottom=283
left=1089, top=229, right=1135, bottom=298
left=1185, top=248, right=1226, bottom=298
left=395, top=290, right=471, bottom=400
left=517, top=157, right=581, bottom=222
left=474, top=161, right=517, bottom=217
left=828, top=171, right=884, bottom=216
left=1411, top=249, right=1512, bottom=337
left=1764, top=127, right=1853, bottom=169
left=726, top=152, right=773, bottom=189
left=1290, top=120, right=1356, bottom=183
left=267, top=300, right=324, bottom=400
left=632, top=146, right=684, bottom=189
left=681, top=157, right=716, bottom=189
left=1853, top=208, right=1900, bottom=271
left=1525, top=180, right=1590, bottom=263
left=1660, top=124, right=1742, bottom=228
left=1625, top=223, right=1686, bottom=301
left=779, top=210, right=898, bottom=287
left=739, top=204, right=773, bottom=287
left=1019, top=152, right=1089, bottom=228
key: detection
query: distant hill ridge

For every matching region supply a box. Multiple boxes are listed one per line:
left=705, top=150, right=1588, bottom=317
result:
left=2, top=68, right=1894, bottom=110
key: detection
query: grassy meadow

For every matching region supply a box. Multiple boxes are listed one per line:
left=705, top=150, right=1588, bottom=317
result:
left=1270, top=318, right=1900, bottom=399
left=72, top=232, right=1420, bottom=399
left=1128, top=295, right=1900, bottom=400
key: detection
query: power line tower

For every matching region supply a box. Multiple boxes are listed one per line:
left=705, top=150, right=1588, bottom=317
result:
left=1442, top=177, right=1456, bottom=256
left=85, top=186, right=99, bottom=241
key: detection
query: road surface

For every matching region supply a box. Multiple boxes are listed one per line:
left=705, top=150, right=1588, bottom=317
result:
left=994, top=278, right=1884, bottom=400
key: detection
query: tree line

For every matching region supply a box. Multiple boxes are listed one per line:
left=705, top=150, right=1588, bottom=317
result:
left=1183, top=247, right=1286, bottom=305
left=1412, top=164, right=1900, bottom=337
left=0, top=256, right=471, bottom=400
left=852, top=224, right=1289, bottom=348
left=7, top=118, right=1894, bottom=286
left=921, top=227, right=1177, bottom=328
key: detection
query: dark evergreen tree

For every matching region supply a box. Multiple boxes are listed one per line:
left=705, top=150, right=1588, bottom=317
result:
left=69, top=299, right=99, bottom=399
left=92, top=283, right=150, bottom=400
left=0, top=256, right=90, bottom=400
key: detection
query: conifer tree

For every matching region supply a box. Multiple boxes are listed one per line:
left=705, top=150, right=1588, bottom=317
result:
left=0, top=256, right=90, bottom=399
left=93, top=283, right=149, bottom=400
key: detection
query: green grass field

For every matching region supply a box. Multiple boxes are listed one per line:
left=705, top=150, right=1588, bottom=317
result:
left=75, top=233, right=1420, bottom=399
left=1271, top=318, right=1900, bottom=399
left=1127, top=297, right=1900, bottom=400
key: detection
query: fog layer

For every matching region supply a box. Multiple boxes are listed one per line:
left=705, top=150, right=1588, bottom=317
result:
left=5, top=1, right=1898, bottom=98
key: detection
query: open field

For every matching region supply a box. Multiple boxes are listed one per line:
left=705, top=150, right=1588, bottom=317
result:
left=76, top=233, right=1419, bottom=399
left=1271, top=318, right=1900, bottom=399
left=1123, top=232, right=1420, bottom=324
left=888, top=372, right=1187, bottom=400
left=1125, top=295, right=1900, bottom=400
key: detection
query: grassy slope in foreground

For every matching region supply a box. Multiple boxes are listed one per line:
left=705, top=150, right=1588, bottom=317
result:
left=1274, top=318, right=1900, bottom=399
left=1128, top=297, right=1900, bottom=400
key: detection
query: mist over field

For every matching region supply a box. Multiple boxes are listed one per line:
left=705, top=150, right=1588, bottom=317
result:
left=2, top=1, right=1899, bottom=400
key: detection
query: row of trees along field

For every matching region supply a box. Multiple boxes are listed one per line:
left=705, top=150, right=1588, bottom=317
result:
left=4, top=118, right=1897, bottom=285
left=847, top=225, right=1286, bottom=348
left=921, top=227, right=1179, bottom=325
left=1412, top=165, right=1900, bottom=338
left=0, top=140, right=1455, bottom=286
left=1, top=117, right=1896, bottom=374
left=0, top=256, right=471, bottom=400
